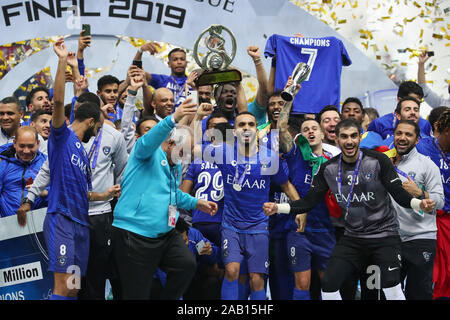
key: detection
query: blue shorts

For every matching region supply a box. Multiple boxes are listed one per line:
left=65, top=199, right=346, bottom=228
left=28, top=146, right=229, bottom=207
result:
left=43, top=213, right=90, bottom=276
left=221, top=227, right=269, bottom=275
left=286, top=231, right=335, bottom=273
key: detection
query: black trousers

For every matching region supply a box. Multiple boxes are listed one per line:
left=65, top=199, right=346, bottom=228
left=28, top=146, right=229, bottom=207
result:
left=333, top=227, right=358, bottom=300
left=112, top=226, right=197, bottom=300
left=322, top=235, right=402, bottom=293
left=78, top=212, right=117, bottom=300
left=400, top=239, right=436, bottom=300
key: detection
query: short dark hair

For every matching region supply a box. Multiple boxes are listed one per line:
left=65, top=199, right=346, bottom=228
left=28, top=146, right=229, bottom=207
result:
left=428, top=106, right=448, bottom=133
left=26, top=86, right=49, bottom=107
left=300, top=118, right=321, bottom=130
left=268, top=90, right=283, bottom=101
left=77, top=92, right=101, bottom=106
left=214, top=83, right=237, bottom=101
left=395, top=119, right=420, bottom=139
left=287, top=115, right=303, bottom=136
left=234, top=111, right=256, bottom=127
left=1, top=96, right=21, bottom=112
left=206, top=111, right=228, bottom=129
left=364, top=107, right=379, bottom=120
left=30, top=109, right=52, bottom=123
left=335, top=118, right=362, bottom=136
left=97, top=75, right=120, bottom=92
left=397, top=81, right=423, bottom=100
left=64, top=103, right=72, bottom=119
left=74, top=102, right=101, bottom=123
left=395, top=96, right=420, bottom=115
left=317, top=105, right=340, bottom=123
left=136, top=116, right=159, bottom=136
left=342, top=97, right=363, bottom=113
left=168, top=48, right=186, bottom=60
left=435, top=108, right=450, bottom=134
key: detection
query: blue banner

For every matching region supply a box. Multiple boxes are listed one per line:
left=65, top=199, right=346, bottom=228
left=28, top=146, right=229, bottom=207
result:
left=0, top=208, right=53, bottom=300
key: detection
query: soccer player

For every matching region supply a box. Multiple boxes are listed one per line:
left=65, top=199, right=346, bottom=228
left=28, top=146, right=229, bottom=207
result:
left=0, top=97, right=23, bottom=146
left=206, top=111, right=298, bottom=300
left=382, top=96, right=430, bottom=148
left=30, top=109, right=52, bottom=154
left=277, top=83, right=335, bottom=300
left=134, top=43, right=188, bottom=108
left=367, top=81, right=432, bottom=139
left=181, top=112, right=229, bottom=247
left=390, top=120, right=444, bottom=299
left=263, top=118, right=436, bottom=300
left=43, top=38, right=120, bottom=300
left=416, top=108, right=450, bottom=299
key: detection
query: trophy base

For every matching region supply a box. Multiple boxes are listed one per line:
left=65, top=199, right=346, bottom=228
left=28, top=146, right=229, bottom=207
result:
left=280, top=91, right=294, bottom=102
left=195, top=69, right=242, bottom=87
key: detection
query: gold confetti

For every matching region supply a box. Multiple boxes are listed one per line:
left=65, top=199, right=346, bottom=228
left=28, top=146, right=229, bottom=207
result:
left=401, top=62, right=407, bottom=66
left=413, top=1, right=421, bottom=8
left=338, top=19, right=347, bottom=24
left=431, top=65, right=437, bottom=71
left=420, top=29, right=424, bottom=38
left=331, top=12, right=337, bottom=20
left=432, top=33, right=443, bottom=39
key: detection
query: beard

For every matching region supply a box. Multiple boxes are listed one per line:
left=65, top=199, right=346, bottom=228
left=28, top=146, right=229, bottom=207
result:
left=82, top=126, right=96, bottom=143
left=396, top=143, right=415, bottom=156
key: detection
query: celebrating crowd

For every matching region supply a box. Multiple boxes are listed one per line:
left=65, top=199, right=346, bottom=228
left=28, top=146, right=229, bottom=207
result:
left=0, top=29, right=449, bottom=301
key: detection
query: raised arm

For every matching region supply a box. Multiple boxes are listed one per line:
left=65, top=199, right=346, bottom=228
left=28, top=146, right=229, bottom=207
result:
left=247, top=45, right=268, bottom=107
left=52, top=38, right=70, bottom=129
left=417, top=50, right=429, bottom=85
left=278, top=77, right=300, bottom=154
left=134, top=41, right=162, bottom=84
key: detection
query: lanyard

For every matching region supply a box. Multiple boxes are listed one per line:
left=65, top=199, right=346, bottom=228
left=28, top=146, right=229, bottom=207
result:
left=337, top=151, right=363, bottom=215
left=87, top=127, right=103, bottom=170
left=434, top=138, right=449, bottom=167
left=394, top=166, right=413, bottom=180
left=169, top=166, right=179, bottom=206
left=69, top=126, right=93, bottom=191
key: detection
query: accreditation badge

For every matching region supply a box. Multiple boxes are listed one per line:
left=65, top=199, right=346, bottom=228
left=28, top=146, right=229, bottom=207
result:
left=168, top=205, right=177, bottom=227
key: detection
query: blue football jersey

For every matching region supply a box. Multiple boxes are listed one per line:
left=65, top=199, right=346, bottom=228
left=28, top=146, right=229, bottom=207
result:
left=184, top=144, right=224, bottom=224
left=367, top=112, right=433, bottom=140
left=284, top=145, right=334, bottom=233
left=210, top=141, right=287, bottom=233
left=264, top=34, right=352, bottom=114
left=47, top=123, right=91, bottom=226
left=268, top=158, right=293, bottom=239
left=149, top=74, right=187, bottom=108
left=416, top=137, right=450, bottom=212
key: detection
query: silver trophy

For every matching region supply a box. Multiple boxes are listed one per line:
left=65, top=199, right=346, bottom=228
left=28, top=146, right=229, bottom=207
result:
left=193, top=25, right=242, bottom=86
left=281, top=62, right=311, bottom=102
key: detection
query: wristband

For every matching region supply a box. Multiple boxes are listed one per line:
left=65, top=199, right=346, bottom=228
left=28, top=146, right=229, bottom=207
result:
left=128, top=89, right=138, bottom=96
left=410, top=198, right=421, bottom=211
left=277, top=203, right=291, bottom=214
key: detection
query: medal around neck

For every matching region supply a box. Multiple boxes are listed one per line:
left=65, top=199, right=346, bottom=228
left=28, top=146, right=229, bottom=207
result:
left=233, top=183, right=242, bottom=192
left=193, top=24, right=242, bottom=86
